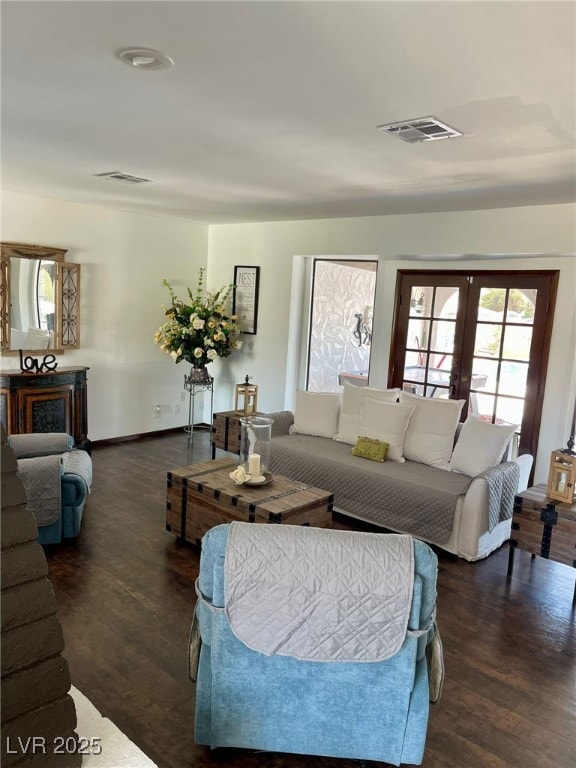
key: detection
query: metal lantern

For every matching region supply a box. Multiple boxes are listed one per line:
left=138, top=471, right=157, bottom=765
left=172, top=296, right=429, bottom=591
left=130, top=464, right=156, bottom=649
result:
left=234, top=375, right=258, bottom=416
left=546, top=450, right=576, bottom=505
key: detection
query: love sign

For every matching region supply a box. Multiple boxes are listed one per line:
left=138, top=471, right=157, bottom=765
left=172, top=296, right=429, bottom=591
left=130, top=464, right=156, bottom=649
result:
left=19, top=349, right=58, bottom=374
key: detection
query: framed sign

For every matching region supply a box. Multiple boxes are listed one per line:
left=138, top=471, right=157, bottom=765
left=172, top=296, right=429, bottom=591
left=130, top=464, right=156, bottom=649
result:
left=233, top=266, right=260, bottom=335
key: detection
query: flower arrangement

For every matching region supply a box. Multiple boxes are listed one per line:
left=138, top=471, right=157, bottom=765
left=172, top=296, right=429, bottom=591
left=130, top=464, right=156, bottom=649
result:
left=155, top=269, right=242, bottom=367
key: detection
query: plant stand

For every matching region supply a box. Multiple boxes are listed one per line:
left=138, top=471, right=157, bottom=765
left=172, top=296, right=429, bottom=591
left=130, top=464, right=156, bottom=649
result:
left=184, top=368, right=214, bottom=444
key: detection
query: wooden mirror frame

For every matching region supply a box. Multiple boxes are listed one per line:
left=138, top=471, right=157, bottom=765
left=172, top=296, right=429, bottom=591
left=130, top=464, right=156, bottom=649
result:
left=0, top=242, right=81, bottom=355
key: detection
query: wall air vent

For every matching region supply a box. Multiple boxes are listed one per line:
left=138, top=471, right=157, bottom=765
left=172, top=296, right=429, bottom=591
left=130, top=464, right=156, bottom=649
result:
left=94, top=171, right=153, bottom=184
left=377, top=117, right=463, bottom=143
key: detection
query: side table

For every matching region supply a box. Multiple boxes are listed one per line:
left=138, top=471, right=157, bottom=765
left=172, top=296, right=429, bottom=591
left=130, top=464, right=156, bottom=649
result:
left=211, top=410, right=262, bottom=459
left=507, top=483, right=576, bottom=602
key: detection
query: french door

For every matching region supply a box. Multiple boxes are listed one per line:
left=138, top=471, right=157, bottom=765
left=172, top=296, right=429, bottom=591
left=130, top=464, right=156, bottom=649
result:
left=389, top=270, right=559, bottom=460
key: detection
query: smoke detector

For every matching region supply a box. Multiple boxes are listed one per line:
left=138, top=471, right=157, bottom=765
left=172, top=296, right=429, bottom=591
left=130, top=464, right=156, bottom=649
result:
left=377, top=117, right=462, bottom=143
left=94, top=171, right=153, bottom=184
left=118, top=48, right=174, bottom=71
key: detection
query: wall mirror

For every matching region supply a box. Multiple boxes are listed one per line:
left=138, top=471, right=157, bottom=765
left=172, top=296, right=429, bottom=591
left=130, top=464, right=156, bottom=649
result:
left=1, top=242, right=81, bottom=355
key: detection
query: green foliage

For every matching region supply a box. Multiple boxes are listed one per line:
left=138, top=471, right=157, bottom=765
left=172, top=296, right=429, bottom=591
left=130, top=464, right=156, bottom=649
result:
left=479, top=288, right=534, bottom=319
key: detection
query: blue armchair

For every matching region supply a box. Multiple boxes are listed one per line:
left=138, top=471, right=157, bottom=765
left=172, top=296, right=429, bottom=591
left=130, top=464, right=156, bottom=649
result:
left=190, top=522, right=442, bottom=766
left=8, top=433, right=92, bottom=546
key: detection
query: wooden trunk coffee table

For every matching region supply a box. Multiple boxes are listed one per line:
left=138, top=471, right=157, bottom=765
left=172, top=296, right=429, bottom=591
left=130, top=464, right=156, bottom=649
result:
left=166, top=457, right=333, bottom=546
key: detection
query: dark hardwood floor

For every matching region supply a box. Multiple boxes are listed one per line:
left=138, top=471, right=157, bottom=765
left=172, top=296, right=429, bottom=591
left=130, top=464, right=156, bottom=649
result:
left=45, top=431, right=576, bottom=768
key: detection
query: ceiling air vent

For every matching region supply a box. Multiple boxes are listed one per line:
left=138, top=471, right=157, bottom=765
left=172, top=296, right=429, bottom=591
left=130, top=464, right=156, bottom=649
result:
left=377, top=117, right=462, bottom=143
left=94, top=171, right=152, bottom=184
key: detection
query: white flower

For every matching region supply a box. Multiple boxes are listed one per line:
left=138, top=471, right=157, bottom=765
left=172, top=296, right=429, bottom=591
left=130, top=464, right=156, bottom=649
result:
left=192, top=316, right=205, bottom=330
left=193, top=347, right=203, bottom=359
left=236, top=340, right=243, bottom=350
left=230, top=465, right=250, bottom=484
left=207, top=349, right=218, bottom=360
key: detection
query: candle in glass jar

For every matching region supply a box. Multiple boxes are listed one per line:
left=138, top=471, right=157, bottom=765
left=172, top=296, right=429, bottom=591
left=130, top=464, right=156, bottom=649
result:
left=248, top=453, right=261, bottom=476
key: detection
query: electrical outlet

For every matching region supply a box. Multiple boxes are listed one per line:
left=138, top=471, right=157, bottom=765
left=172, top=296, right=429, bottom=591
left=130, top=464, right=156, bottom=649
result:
left=154, top=404, right=162, bottom=418
left=181, top=392, right=186, bottom=402
left=174, top=404, right=181, bottom=415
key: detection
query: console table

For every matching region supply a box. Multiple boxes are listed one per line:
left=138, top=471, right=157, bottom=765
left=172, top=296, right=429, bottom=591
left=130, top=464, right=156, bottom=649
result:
left=0, top=366, right=89, bottom=450
left=508, top=483, right=576, bottom=602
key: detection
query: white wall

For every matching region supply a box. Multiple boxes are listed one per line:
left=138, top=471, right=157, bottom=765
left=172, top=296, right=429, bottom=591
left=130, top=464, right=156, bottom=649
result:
left=207, top=204, right=576, bottom=483
left=3, top=191, right=574, bottom=483
left=1, top=191, right=209, bottom=440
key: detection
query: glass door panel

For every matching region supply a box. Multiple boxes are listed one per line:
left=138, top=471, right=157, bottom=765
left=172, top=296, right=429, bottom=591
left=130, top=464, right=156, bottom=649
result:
left=470, top=284, right=537, bottom=447
left=496, top=396, right=525, bottom=426
left=401, top=282, right=464, bottom=399
left=474, top=324, right=502, bottom=356
left=498, top=361, right=529, bottom=397
left=502, top=325, right=533, bottom=360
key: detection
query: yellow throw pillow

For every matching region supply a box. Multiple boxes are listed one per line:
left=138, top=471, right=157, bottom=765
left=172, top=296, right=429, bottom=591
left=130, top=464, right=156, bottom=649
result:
left=351, top=436, right=389, bottom=462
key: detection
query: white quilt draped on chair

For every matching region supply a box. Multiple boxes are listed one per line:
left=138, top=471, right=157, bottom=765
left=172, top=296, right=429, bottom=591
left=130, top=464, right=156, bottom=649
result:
left=225, top=522, right=416, bottom=662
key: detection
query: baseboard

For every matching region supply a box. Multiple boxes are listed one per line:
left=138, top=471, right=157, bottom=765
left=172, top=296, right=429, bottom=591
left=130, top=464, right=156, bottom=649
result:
left=91, top=424, right=212, bottom=447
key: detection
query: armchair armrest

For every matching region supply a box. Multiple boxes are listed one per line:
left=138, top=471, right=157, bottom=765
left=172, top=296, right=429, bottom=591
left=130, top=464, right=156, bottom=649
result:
left=7, top=433, right=74, bottom=459
left=264, top=411, right=294, bottom=437
left=512, top=453, right=533, bottom=492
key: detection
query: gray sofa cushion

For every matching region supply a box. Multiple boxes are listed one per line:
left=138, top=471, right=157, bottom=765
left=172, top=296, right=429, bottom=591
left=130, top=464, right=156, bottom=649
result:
left=269, top=433, right=471, bottom=545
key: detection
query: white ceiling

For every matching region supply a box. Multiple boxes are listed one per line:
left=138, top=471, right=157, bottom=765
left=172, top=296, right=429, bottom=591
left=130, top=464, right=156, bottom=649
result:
left=2, top=0, right=575, bottom=224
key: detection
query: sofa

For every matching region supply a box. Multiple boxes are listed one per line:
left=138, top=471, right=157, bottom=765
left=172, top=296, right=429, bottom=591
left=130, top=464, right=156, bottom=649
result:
left=7, top=433, right=92, bottom=545
left=266, top=386, right=533, bottom=561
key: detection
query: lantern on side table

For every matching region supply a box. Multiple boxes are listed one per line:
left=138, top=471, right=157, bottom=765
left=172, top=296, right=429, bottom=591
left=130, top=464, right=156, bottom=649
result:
left=546, top=400, right=576, bottom=504
left=235, top=375, right=258, bottom=416
left=546, top=450, right=576, bottom=504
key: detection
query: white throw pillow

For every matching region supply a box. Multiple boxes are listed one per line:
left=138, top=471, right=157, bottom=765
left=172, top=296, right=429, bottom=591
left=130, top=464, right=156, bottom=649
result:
left=400, top=391, right=465, bottom=470
left=450, top=416, right=518, bottom=476
left=290, top=390, right=341, bottom=438
left=26, top=326, right=50, bottom=349
left=335, top=384, right=400, bottom=445
left=359, top=399, right=416, bottom=462
left=10, top=328, right=28, bottom=348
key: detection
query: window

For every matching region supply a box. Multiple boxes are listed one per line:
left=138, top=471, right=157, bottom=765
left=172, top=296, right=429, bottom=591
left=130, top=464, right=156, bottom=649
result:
left=306, top=259, right=377, bottom=392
